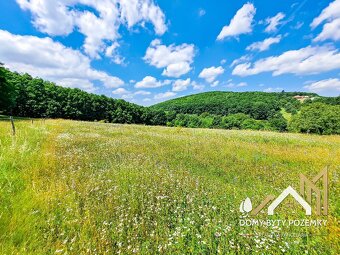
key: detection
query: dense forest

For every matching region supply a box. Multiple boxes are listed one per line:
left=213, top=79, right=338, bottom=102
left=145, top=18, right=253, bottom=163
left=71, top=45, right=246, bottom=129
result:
left=151, top=91, right=313, bottom=117
left=0, top=64, right=164, bottom=125
left=0, top=64, right=339, bottom=134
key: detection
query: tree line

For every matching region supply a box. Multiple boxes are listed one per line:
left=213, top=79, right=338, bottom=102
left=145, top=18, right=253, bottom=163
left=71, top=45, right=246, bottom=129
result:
left=0, top=64, right=339, bottom=134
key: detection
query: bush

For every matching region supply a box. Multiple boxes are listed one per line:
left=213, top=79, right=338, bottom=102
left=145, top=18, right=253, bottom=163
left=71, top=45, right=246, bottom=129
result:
left=221, top=113, right=249, bottom=129
left=268, top=113, right=288, bottom=132
left=241, top=118, right=266, bottom=130
left=289, top=103, right=340, bottom=134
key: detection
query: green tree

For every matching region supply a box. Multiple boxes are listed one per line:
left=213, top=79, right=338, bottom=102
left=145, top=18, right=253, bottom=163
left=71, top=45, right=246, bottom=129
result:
left=289, top=103, right=340, bottom=134
left=0, top=64, right=16, bottom=113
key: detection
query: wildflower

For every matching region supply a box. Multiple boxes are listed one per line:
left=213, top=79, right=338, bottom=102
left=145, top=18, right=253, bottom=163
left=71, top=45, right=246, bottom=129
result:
left=215, top=232, right=221, bottom=238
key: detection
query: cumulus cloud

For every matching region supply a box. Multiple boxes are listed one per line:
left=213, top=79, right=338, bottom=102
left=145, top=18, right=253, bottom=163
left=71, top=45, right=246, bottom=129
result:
left=232, top=45, right=340, bottom=77
left=135, top=76, right=170, bottom=88
left=144, top=39, right=195, bottom=78
left=163, top=62, right=192, bottom=78
left=311, top=0, right=340, bottom=42
left=264, top=12, right=285, bottom=33
left=105, top=42, right=125, bottom=65
left=311, top=0, right=340, bottom=28
left=314, top=19, right=340, bottom=41
left=0, top=30, right=124, bottom=92
left=191, top=81, right=205, bottom=90
left=16, top=0, right=75, bottom=36
left=217, top=3, right=256, bottom=40
left=154, top=91, right=176, bottom=100
left=172, top=78, right=191, bottom=92
left=199, top=66, right=225, bottom=83
left=16, top=0, right=167, bottom=59
left=112, top=88, right=129, bottom=94
left=246, top=35, right=282, bottom=52
left=304, top=78, right=340, bottom=96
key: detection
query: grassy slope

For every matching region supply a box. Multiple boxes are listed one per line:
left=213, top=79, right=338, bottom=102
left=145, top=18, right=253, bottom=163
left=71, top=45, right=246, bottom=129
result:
left=0, top=119, right=339, bottom=254
left=280, top=109, right=293, bottom=121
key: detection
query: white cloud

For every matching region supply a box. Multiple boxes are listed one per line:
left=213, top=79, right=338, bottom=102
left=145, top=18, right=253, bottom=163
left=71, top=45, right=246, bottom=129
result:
left=57, top=78, right=95, bottom=92
left=16, top=0, right=167, bottom=59
left=232, top=45, right=340, bottom=77
left=119, top=0, right=167, bottom=35
left=292, top=21, right=304, bottom=30
left=135, top=76, right=169, bottom=88
left=162, top=62, right=192, bottom=78
left=0, top=30, right=124, bottom=92
left=264, top=12, right=285, bottom=33
left=172, top=78, right=191, bottom=92
left=105, top=42, right=125, bottom=65
left=121, top=94, right=134, bottom=100
left=311, top=0, right=340, bottom=28
left=144, top=39, right=195, bottom=78
left=114, top=88, right=154, bottom=99
left=154, top=91, right=176, bottom=100
left=100, top=76, right=125, bottom=89
left=263, top=87, right=283, bottom=92
left=314, top=18, right=340, bottom=41
left=226, top=82, right=248, bottom=88
left=220, top=59, right=227, bottom=65
left=230, top=55, right=252, bottom=67
left=134, top=90, right=151, bottom=95
left=311, top=0, right=340, bottom=42
left=304, top=78, right=340, bottom=96
left=211, top=81, right=219, bottom=87
left=217, top=3, right=256, bottom=40
left=112, top=88, right=129, bottom=94
left=246, top=35, right=282, bottom=52
left=191, top=81, right=205, bottom=90
left=16, top=0, right=75, bottom=36
left=199, top=66, right=225, bottom=83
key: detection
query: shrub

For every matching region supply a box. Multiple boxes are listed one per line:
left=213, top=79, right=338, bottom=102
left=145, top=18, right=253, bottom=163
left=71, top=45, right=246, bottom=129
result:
left=289, top=103, right=340, bottom=134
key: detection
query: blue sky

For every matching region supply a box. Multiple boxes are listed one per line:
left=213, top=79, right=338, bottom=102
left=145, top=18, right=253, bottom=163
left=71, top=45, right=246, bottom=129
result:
left=0, top=0, right=340, bottom=105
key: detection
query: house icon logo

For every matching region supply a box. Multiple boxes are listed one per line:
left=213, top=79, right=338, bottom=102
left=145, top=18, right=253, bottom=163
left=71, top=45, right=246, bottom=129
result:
left=240, top=168, right=328, bottom=216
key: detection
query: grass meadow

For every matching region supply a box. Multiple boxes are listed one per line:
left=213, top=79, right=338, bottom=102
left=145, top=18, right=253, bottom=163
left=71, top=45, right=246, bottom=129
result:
left=0, top=119, right=339, bottom=254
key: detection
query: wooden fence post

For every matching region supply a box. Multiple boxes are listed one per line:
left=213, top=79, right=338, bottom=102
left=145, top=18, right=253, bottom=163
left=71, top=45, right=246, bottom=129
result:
left=10, top=116, right=15, bottom=136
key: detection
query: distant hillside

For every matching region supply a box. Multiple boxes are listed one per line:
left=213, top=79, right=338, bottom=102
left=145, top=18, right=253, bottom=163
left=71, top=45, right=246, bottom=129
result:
left=2, top=63, right=339, bottom=134
left=151, top=91, right=318, bottom=120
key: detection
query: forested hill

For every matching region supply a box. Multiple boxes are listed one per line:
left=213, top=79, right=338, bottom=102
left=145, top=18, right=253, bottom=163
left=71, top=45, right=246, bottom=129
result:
left=151, top=91, right=318, bottom=119
left=0, top=65, right=147, bottom=124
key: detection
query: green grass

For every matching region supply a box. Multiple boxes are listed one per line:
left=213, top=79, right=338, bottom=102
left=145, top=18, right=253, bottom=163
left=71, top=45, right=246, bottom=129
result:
left=280, top=108, right=293, bottom=122
left=0, top=119, right=339, bottom=254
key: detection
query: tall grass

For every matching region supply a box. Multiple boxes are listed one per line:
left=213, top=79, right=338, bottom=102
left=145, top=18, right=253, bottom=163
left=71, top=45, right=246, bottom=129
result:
left=0, top=119, right=339, bottom=254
